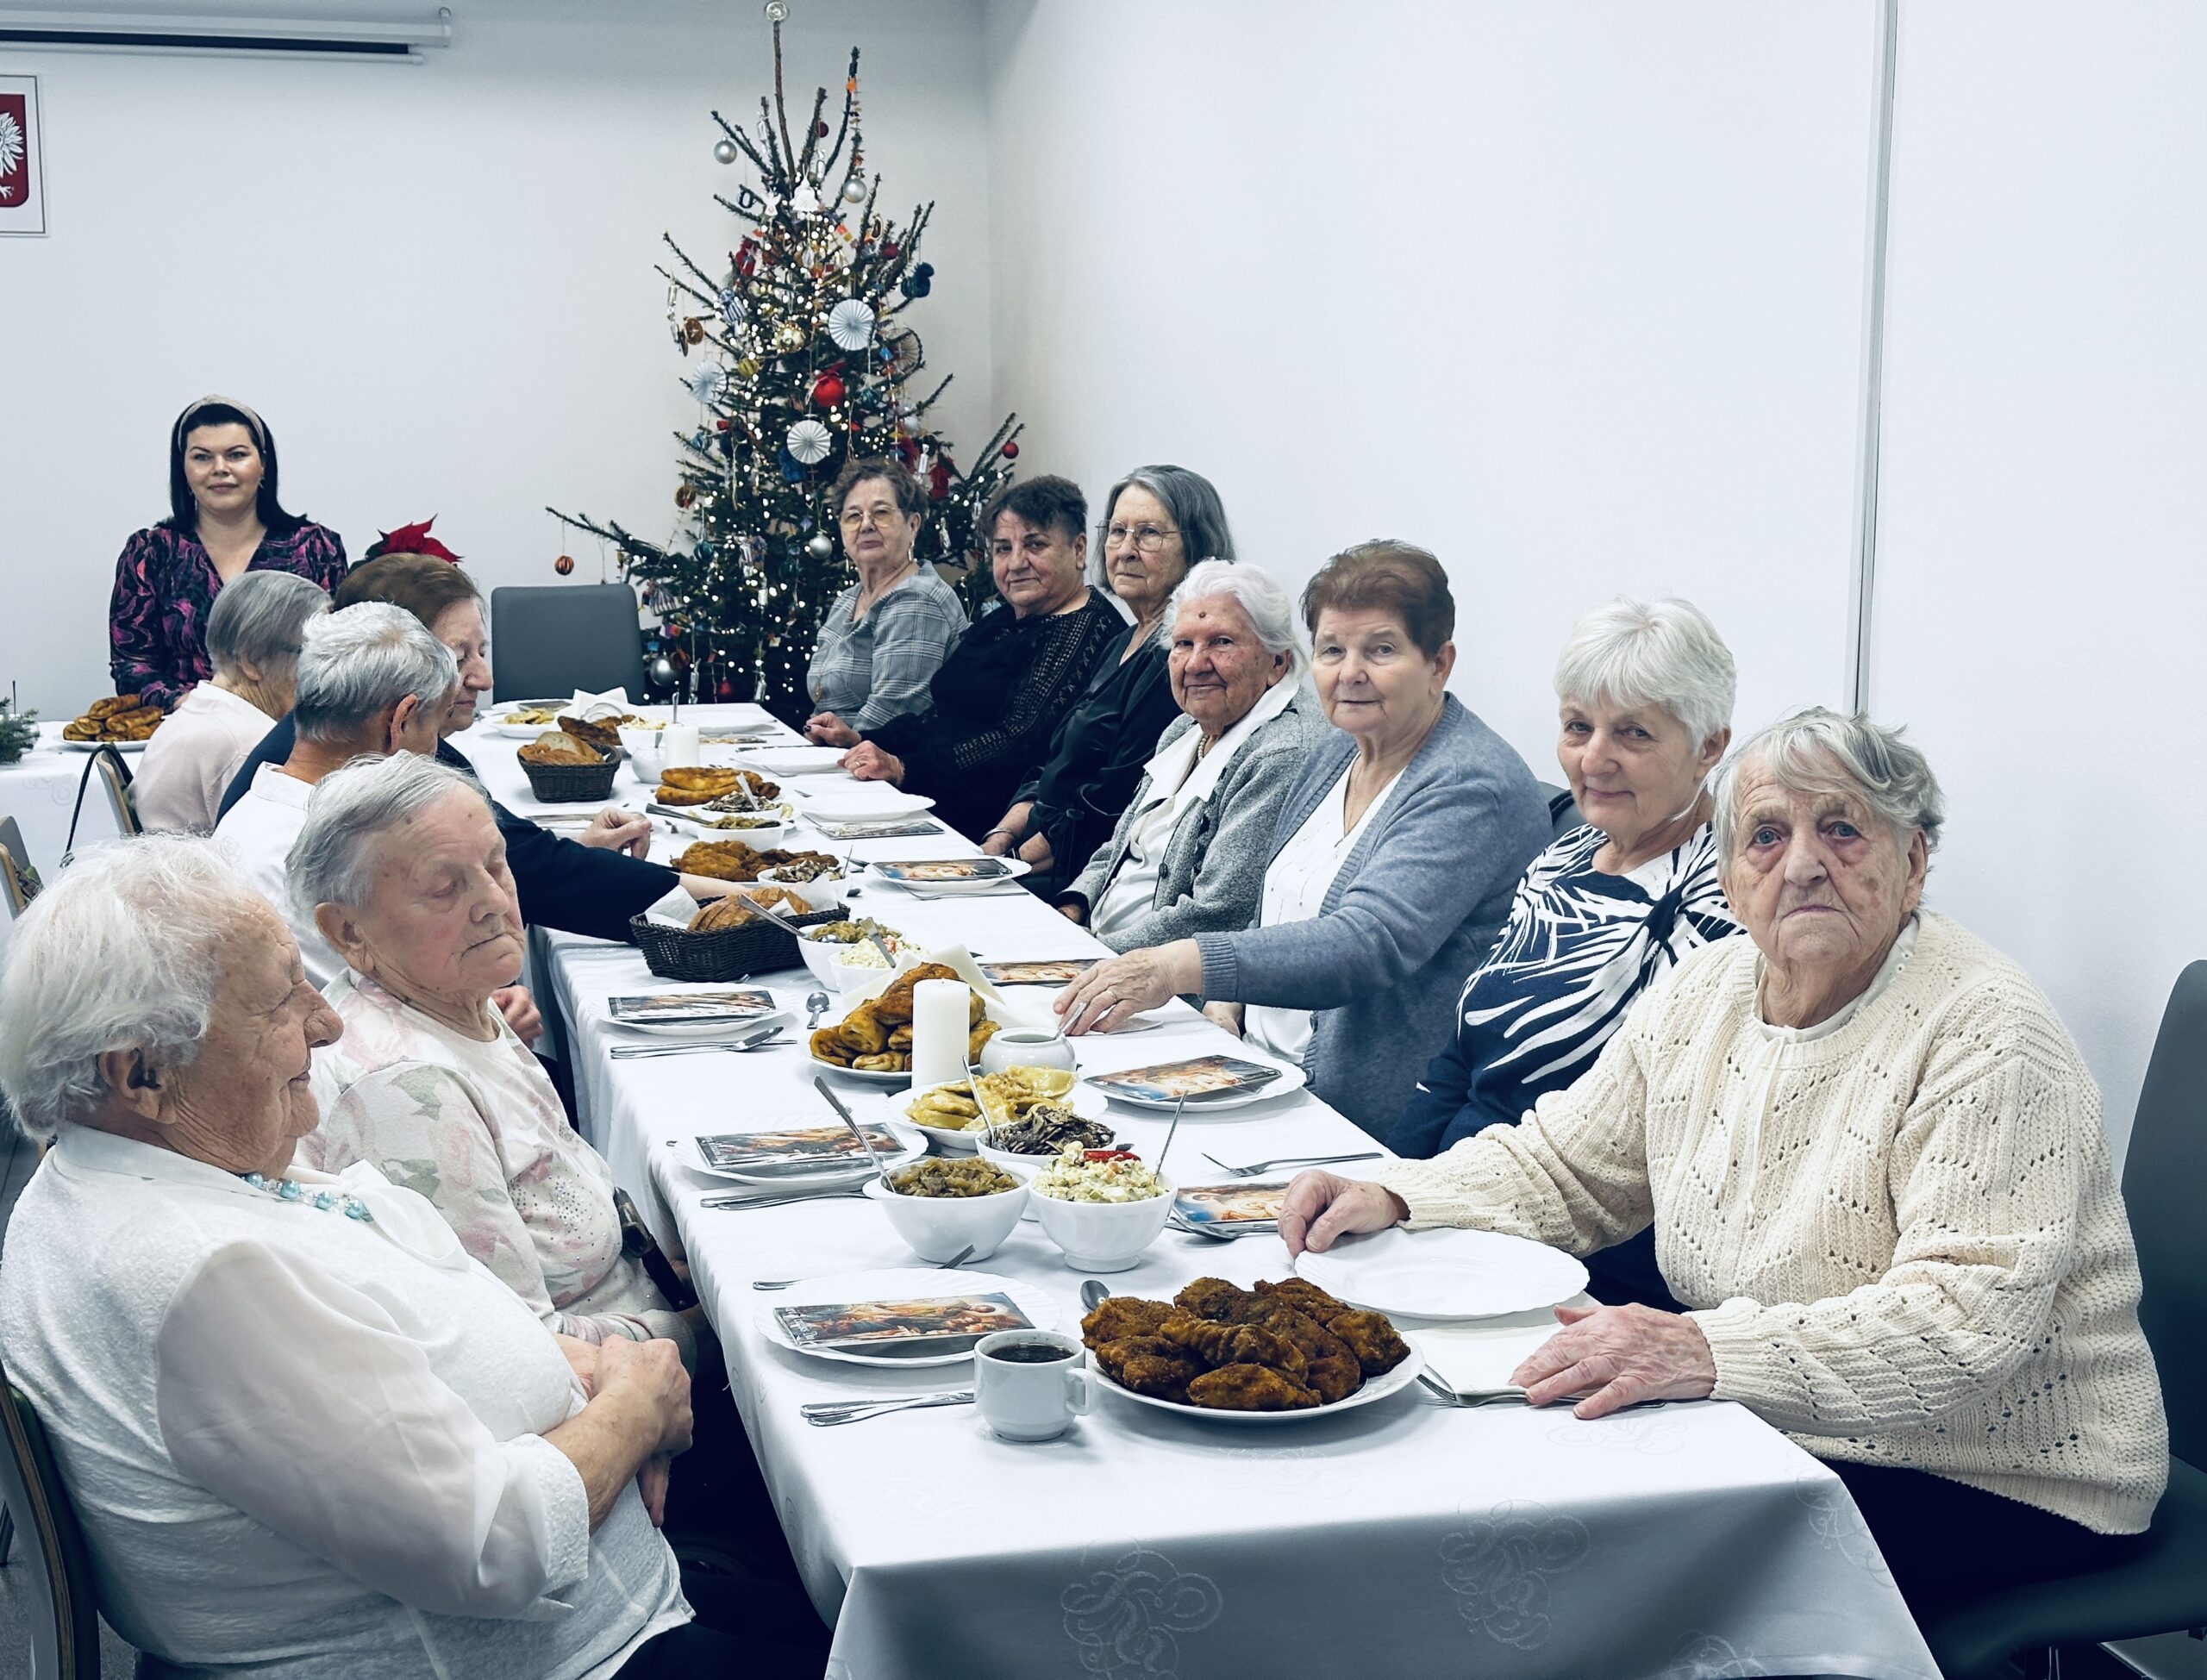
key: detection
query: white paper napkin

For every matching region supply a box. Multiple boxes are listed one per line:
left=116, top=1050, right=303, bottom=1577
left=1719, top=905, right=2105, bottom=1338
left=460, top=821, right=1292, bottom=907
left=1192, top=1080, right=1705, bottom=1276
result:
left=566, top=686, right=632, bottom=719
left=1404, top=1301, right=1585, bottom=1396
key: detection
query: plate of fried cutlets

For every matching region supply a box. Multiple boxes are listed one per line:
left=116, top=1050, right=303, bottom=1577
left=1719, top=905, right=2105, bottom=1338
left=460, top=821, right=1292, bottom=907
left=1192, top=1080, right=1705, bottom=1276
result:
left=1078, top=1276, right=1422, bottom=1424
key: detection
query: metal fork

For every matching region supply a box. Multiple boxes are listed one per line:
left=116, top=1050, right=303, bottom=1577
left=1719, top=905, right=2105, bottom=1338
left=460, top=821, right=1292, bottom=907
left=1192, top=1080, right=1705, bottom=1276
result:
left=1200, top=1150, right=1380, bottom=1178
left=1416, top=1370, right=1530, bottom=1408
left=610, top=1031, right=785, bottom=1060
left=800, top=1390, right=974, bottom=1426
left=699, top=1184, right=870, bottom=1211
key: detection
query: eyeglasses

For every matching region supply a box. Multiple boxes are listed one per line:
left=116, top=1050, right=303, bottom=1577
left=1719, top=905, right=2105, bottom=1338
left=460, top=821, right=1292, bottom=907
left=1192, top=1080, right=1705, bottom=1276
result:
left=839, top=507, right=904, bottom=530
left=1104, top=523, right=1181, bottom=553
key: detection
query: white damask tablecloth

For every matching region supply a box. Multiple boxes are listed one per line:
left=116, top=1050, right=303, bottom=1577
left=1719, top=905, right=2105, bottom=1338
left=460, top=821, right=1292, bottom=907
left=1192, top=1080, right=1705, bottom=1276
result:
left=0, top=721, right=129, bottom=878
left=457, top=715, right=1940, bottom=1680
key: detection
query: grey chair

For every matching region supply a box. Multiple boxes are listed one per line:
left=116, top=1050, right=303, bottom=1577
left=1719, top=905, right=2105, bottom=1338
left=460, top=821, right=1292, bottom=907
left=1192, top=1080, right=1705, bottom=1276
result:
left=1535, top=781, right=1583, bottom=842
left=0, top=1351, right=105, bottom=1677
left=488, top=584, right=647, bottom=703
left=0, top=814, right=36, bottom=917
left=1920, top=961, right=2207, bottom=1678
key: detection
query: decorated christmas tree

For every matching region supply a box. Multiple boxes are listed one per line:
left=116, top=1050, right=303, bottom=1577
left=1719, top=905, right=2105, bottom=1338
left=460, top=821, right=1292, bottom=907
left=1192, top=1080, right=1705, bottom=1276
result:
left=553, top=16, right=1021, bottom=711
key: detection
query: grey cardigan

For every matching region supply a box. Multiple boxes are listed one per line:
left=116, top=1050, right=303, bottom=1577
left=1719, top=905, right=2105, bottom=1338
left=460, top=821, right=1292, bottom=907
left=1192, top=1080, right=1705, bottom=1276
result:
left=1194, top=695, right=1549, bottom=1139
left=1063, top=690, right=1324, bottom=952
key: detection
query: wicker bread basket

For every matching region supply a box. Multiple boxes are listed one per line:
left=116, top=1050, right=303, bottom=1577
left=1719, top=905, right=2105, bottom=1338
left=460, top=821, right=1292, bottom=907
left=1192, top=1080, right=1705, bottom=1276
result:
left=520, top=744, right=618, bottom=803
left=628, top=904, right=843, bottom=984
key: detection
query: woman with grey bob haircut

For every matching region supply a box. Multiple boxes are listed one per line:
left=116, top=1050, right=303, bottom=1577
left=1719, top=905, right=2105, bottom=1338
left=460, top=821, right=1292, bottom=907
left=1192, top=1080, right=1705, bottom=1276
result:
left=1390, top=596, right=1746, bottom=1315
left=984, top=463, right=1241, bottom=890
left=131, top=570, right=330, bottom=834
left=1289, top=701, right=2166, bottom=1648
left=289, top=753, right=700, bottom=1358
left=0, top=834, right=711, bottom=1676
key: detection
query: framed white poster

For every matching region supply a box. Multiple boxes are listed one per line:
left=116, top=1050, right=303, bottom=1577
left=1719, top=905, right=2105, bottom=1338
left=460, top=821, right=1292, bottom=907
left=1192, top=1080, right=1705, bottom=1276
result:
left=0, top=75, right=46, bottom=236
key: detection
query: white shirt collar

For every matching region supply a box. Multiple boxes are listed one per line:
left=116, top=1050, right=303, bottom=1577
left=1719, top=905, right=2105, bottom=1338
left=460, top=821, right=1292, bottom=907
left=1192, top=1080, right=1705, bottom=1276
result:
left=182, top=683, right=276, bottom=725
left=1141, top=678, right=1298, bottom=807
left=247, top=762, right=316, bottom=809
left=1753, top=915, right=1921, bottom=1043
left=51, top=1123, right=337, bottom=1195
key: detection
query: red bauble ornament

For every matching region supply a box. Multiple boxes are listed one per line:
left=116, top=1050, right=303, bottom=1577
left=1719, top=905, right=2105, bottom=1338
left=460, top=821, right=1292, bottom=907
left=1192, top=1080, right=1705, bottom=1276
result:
left=716, top=678, right=739, bottom=702
left=553, top=554, right=575, bottom=576
left=735, top=237, right=759, bottom=277
left=928, top=460, right=953, bottom=500
left=812, top=373, right=845, bottom=409
left=716, top=418, right=729, bottom=431
left=1001, top=440, right=1020, bottom=459
left=881, top=241, right=900, bottom=259
left=814, top=120, right=829, bottom=138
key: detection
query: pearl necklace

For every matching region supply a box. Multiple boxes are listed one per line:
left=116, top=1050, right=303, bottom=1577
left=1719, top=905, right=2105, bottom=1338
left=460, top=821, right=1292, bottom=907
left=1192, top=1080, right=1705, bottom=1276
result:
left=240, top=1171, right=376, bottom=1224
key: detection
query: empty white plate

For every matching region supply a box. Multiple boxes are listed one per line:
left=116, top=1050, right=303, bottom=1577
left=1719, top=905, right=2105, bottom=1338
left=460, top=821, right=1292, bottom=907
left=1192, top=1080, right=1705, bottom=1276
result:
left=1293, top=1226, right=1588, bottom=1321
left=800, top=786, right=938, bottom=821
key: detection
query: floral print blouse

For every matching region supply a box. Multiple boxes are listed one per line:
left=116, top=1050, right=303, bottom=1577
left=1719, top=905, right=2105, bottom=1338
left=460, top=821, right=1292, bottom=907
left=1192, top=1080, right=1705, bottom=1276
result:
left=108, top=520, right=347, bottom=709
left=303, top=971, right=681, bottom=1349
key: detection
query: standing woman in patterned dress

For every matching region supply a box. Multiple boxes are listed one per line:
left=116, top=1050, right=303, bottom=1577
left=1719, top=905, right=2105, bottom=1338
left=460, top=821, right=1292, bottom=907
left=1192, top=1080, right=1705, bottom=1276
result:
left=109, top=396, right=347, bottom=710
left=1388, top=596, right=1742, bottom=1308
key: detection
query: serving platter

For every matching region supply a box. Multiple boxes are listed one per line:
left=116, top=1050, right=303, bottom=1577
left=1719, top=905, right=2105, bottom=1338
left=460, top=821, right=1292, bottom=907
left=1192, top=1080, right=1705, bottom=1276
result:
left=56, top=736, right=151, bottom=753
left=1087, top=1344, right=1424, bottom=1425
left=1293, top=1227, right=1588, bottom=1321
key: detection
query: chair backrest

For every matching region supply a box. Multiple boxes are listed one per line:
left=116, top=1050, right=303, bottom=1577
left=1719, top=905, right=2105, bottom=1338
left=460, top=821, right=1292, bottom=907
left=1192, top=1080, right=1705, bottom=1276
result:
left=0, top=1354, right=103, bottom=1678
left=487, top=584, right=647, bottom=703
left=95, top=756, right=140, bottom=840
left=2123, top=959, right=2207, bottom=1468
left=1535, top=781, right=1584, bottom=843
left=0, top=815, right=34, bottom=917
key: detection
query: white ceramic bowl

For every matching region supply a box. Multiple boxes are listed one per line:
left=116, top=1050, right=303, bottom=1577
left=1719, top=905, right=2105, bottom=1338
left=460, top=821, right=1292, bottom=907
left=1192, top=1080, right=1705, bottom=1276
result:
left=754, top=866, right=847, bottom=911
left=860, top=1169, right=1028, bottom=1264
left=618, top=727, right=666, bottom=784
left=797, top=928, right=903, bottom=990
left=1028, top=1173, right=1175, bottom=1272
left=976, top=1140, right=1050, bottom=1219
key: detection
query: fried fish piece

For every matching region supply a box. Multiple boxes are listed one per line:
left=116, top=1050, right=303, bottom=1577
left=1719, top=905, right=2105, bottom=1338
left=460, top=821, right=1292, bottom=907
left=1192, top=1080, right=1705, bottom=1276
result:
left=653, top=785, right=726, bottom=807
left=660, top=765, right=743, bottom=791
left=1185, top=1362, right=1320, bottom=1411
left=1096, top=1336, right=1208, bottom=1404
left=1254, top=1277, right=1352, bottom=1320
left=1080, top=1297, right=1175, bottom=1350
left=1172, top=1277, right=1259, bottom=1321
left=672, top=840, right=763, bottom=879
left=1302, top=1352, right=1363, bottom=1404
left=1324, top=1308, right=1411, bottom=1377
left=1156, top=1314, right=1308, bottom=1380
left=873, top=962, right=960, bottom=1026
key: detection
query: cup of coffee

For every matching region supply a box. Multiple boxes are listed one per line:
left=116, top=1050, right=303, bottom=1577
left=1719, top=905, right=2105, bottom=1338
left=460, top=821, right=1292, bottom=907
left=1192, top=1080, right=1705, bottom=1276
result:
left=973, top=1329, right=1089, bottom=1441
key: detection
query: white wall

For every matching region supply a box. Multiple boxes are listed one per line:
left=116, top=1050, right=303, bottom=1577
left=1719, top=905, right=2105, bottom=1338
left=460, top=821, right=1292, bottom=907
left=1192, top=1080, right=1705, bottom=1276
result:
left=981, top=0, right=1885, bottom=771
left=0, top=0, right=994, bottom=717
left=1867, top=2, right=2207, bottom=1154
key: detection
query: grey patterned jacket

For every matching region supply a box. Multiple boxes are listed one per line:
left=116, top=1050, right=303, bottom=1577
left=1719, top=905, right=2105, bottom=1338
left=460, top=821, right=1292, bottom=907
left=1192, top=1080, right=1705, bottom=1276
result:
left=1062, top=690, right=1324, bottom=953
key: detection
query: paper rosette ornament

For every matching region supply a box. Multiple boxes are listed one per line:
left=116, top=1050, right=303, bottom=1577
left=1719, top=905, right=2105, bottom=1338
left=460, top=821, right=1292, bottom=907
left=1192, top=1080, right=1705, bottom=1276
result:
left=785, top=419, right=835, bottom=465
left=686, top=363, right=729, bottom=404
left=826, top=298, right=875, bottom=351
left=880, top=325, right=922, bottom=376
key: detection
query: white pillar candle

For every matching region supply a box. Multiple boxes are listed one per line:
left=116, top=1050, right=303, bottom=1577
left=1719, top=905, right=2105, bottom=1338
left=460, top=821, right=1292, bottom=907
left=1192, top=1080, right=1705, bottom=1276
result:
left=910, top=978, right=972, bottom=1092
left=660, top=721, right=701, bottom=768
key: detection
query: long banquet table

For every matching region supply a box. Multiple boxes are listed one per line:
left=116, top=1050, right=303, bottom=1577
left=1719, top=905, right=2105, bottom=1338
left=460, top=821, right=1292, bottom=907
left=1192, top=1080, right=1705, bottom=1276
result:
left=459, top=708, right=1939, bottom=1680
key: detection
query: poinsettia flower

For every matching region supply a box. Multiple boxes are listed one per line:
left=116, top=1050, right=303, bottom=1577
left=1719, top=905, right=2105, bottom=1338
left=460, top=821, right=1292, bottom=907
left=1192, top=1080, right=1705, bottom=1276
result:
left=369, top=516, right=461, bottom=563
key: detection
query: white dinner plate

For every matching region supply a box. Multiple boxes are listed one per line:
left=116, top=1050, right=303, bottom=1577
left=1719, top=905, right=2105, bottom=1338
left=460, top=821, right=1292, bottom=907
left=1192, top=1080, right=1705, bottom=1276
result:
left=736, top=746, right=849, bottom=776
left=797, top=786, right=937, bottom=821
left=687, top=1117, right=923, bottom=1186
left=866, top=858, right=1031, bottom=896
left=755, top=1268, right=1060, bottom=1370
left=1082, top=1060, right=1308, bottom=1114
left=56, top=737, right=150, bottom=753
left=897, top=1079, right=1110, bottom=1153
left=608, top=1008, right=788, bottom=1041
left=808, top=1052, right=915, bottom=1088
left=1294, top=1227, right=1589, bottom=1321
left=1088, top=1343, right=1424, bottom=1425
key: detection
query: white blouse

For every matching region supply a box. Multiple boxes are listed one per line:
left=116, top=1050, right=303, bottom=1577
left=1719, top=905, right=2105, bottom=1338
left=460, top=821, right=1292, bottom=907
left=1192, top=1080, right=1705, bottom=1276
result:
left=131, top=682, right=276, bottom=835
left=1243, top=762, right=1402, bottom=1065
left=0, top=1127, right=688, bottom=1678
left=211, top=765, right=342, bottom=986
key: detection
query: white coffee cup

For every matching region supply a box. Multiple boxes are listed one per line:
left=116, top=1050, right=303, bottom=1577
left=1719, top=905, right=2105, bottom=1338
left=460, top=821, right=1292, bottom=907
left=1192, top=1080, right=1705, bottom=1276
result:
left=973, top=1329, right=1089, bottom=1441
left=978, top=1027, right=1078, bottom=1077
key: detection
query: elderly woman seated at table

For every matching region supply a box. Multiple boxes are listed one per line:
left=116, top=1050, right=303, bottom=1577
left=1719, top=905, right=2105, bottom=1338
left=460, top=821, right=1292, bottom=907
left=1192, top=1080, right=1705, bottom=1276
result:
left=132, top=570, right=329, bottom=834
left=1283, top=708, right=2169, bottom=1627
left=289, top=753, right=698, bottom=1359
left=1058, top=540, right=1550, bottom=1138
left=840, top=475, right=1127, bottom=842
left=0, top=837, right=832, bottom=1678
left=1391, top=596, right=1743, bottom=1308
left=1054, top=560, right=1322, bottom=950
left=800, top=456, right=968, bottom=744
left=980, top=465, right=1235, bottom=890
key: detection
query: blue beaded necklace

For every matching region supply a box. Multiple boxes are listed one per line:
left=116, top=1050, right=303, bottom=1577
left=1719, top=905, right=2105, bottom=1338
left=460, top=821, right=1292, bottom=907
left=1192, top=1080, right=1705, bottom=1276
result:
left=240, top=1171, right=376, bottom=1224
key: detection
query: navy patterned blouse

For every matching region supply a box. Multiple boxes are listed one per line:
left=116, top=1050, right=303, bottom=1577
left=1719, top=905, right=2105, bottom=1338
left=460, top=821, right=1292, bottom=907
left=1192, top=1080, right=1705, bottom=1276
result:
left=109, top=521, right=347, bottom=709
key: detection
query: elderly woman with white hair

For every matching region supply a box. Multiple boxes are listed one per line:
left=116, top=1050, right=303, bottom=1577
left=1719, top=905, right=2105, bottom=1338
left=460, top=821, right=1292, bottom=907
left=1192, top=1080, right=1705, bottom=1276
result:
left=1390, top=596, right=1743, bottom=1307
left=1054, top=559, right=1322, bottom=948
left=288, top=753, right=697, bottom=1358
left=0, top=836, right=811, bottom=1677
left=132, top=570, right=329, bottom=834
left=1284, top=708, right=2169, bottom=1633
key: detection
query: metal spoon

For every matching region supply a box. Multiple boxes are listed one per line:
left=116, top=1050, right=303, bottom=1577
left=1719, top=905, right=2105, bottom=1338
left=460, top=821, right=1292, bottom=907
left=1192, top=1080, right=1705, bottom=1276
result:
left=814, top=1075, right=896, bottom=1186
left=1079, top=1278, right=1109, bottom=1312
left=1156, top=1094, right=1187, bottom=1180
left=805, top=989, right=832, bottom=1030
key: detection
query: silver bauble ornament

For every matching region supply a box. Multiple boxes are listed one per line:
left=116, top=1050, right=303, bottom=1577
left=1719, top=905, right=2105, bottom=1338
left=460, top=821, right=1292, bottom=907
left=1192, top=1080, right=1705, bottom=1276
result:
left=712, top=137, right=739, bottom=166
left=806, top=534, right=834, bottom=559
left=763, top=0, right=789, bottom=20
left=841, top=173, right=867, bottom=203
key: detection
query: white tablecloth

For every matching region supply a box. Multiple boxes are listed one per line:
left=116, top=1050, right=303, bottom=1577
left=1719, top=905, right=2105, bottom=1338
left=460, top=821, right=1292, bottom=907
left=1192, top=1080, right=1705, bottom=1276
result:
left=453, top=715, right=1939, bottom=1680
left=0, top=721, right=130, bottom=878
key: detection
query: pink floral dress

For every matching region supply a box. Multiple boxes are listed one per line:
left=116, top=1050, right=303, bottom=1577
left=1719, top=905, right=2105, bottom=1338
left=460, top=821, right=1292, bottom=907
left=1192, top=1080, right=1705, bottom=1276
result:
left=303, top=971, right=681, bottom=1349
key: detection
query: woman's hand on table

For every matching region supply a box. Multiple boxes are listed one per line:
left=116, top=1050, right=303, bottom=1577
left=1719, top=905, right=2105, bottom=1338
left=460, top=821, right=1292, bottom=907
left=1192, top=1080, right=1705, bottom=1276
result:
left=804, top=712, right=859, bottom=747
left=1510, top=1303, right=1716, bottom=1420
left=1279, top=1171, right=1409, bottom=1257
left=578, top=807, right=653, bottom=858
left=981, top=801, right=1032, bottom=856
left=1055, top=940, right=1201, bottom=1034
left=491, top=984, right=544, bottom=1046
left=841, top=742, right=903, bottom=784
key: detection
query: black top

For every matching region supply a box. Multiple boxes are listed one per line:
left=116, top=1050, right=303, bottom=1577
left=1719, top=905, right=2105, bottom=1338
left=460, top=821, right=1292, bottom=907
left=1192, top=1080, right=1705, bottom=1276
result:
left=1010, top=628, right=1179, bottom=888
left=218, top=716, right=679, bottom=945
left=867, top=590, right=1126, bottom=843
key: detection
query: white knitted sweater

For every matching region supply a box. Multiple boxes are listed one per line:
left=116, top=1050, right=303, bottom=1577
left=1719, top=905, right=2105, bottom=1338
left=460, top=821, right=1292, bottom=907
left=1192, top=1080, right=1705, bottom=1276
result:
left=1377, top=911, right=2169, bottom=1533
